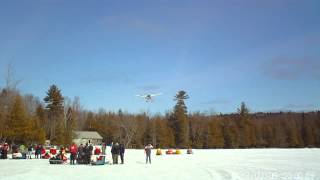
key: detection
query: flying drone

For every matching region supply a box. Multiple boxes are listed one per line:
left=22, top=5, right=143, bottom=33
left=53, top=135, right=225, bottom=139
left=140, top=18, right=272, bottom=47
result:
left=136, top=93, right=162, bottom=102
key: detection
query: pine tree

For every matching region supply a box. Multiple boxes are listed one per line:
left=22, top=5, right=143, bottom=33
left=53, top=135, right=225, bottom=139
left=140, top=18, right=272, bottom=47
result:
left=170, top=90, right=189, bottom=148
left=43, top=85, right=64, bottom=142
left=6, top=95, right=33, bottom=144
left=237, top=102, right=256, bottom=147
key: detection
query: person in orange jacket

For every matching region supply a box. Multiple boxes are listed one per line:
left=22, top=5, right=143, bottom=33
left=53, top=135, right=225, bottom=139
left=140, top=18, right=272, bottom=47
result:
left=69, top=143, right=78, bottom=165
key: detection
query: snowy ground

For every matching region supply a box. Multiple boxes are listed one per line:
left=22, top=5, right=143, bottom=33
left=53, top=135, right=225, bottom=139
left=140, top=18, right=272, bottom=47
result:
left=0, top=148, right=319, bottom=180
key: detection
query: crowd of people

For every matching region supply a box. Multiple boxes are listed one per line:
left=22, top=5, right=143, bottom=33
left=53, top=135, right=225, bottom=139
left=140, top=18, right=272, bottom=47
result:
left=1, top=141, right=157, bottom=165
left=0, top=143, right=47, bottom=159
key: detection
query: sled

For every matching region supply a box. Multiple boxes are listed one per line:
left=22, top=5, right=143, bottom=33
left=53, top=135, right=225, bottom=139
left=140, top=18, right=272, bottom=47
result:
left=49, top=155, right=67, bottom=164
left=166, top=149, right=174, bottom=155
left=91, top=155, right=106, bottom=165
left=175, top=149, right=182, bottom=154
left=156, top=149, right=162, bottom=155
left=12, top=153, right=27, bottom=159
left=187, top=149, right=193, bottom=154
left=49, top=159, right=65, bottom=164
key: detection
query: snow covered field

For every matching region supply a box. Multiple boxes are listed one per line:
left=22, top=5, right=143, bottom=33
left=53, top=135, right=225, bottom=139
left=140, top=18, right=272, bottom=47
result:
left=1, top=148, right=319, bottom=180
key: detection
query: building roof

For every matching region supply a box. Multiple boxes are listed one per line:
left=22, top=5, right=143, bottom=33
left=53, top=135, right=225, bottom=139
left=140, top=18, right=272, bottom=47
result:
left=74, top=131, right=103, bottom=140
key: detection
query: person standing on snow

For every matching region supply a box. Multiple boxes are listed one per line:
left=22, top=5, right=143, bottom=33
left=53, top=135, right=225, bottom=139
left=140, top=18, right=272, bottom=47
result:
left=111, top=142, right=120, bottom=164
left=83, top=143, right=89, bottom=164
left=69, top=143, right=78, bottom=165
left=119, top=143, right=125, bottom=164
left=35, top=144, right=41, bottom=159
left=78, top=144, right=84, bottom=163
left=101, top=143, right=106, bottom=155
left=1, top=143, right=9, bottom=159
left=144, top=144, right=153, bottom=164
left=27, top=144, right=33, bottom=159
left=88, top=143, right=93, bottom=163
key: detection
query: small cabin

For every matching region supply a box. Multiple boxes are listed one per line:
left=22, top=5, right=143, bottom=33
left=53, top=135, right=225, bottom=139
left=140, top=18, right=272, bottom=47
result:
left=73, top=131, right=103, bottom=145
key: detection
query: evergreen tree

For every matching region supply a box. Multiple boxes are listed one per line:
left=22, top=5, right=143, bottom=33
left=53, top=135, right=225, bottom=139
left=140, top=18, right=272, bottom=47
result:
left=237, top=102, right=256, bottom=147
left=170, top=90, right=189, bottom=148
left=43, top=85, right=64, bottom=143
left=6, top=95, right=32, bottom=144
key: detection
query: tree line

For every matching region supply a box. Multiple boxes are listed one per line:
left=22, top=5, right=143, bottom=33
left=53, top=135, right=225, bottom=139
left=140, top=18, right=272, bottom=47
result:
left=0, top=84, right=319, bottom=148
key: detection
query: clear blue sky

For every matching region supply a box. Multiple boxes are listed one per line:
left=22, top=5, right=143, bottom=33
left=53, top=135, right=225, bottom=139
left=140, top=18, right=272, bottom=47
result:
left=0, top=0, right=319, bottom=114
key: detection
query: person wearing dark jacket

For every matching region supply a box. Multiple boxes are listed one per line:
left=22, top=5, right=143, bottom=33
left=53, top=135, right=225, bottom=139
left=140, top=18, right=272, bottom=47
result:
left=83, top=143, right=89, bottom=164
left=111, top=142, right=120, bottom=164
left=87, top=143, right=93, bottom=164
left=27, top=145, right=33, bottom=159
left=35, top=145, right=41, bottom=159
left=119, top=144, right=125, bottom=164
left=77, top=144, right=84, bottom=164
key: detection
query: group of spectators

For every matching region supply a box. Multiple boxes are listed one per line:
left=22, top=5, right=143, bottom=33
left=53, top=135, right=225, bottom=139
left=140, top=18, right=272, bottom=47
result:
left=1, top=142, right=154, bottom=165
left=0, top=143, right=46, bottom=159
left=110, top=142, right=153, bottom=164
left=110, top=142, right=125, bottom=164
left=69, top=142, right=95, bottom=164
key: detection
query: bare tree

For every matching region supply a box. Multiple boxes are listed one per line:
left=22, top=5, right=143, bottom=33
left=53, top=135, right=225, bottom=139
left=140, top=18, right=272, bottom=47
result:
left=23, top=94, right=41, bottom=115
left=118, top=113, right=138, bottom=148
left=5, top=63, right=22, bottom=91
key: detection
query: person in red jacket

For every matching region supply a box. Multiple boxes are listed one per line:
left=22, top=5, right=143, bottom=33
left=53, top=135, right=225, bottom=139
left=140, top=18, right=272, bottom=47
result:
left=69, top=143, right=78, bottom=165
left=1, top=143, right=9, bottom=159
left=94, top=147, right=101, bottom=155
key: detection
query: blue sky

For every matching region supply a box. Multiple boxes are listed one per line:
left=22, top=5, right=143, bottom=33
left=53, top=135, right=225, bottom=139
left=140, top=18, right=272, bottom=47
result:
left=0, top=0, right=319, bottom=114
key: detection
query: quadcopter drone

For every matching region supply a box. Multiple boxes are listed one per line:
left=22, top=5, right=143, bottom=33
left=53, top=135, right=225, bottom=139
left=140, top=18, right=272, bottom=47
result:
left=136, top=93, right=162, bottom=102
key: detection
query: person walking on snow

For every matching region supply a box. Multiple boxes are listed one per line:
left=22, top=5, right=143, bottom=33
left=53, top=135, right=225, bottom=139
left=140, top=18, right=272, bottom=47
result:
left=119, top=143, right=125, bottom=164
left=144, top=144, right=153, bottom=164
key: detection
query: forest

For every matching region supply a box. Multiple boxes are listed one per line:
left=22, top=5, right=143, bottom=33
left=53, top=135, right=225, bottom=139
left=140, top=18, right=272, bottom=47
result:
left=0, top=71, right=319, bottom=149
